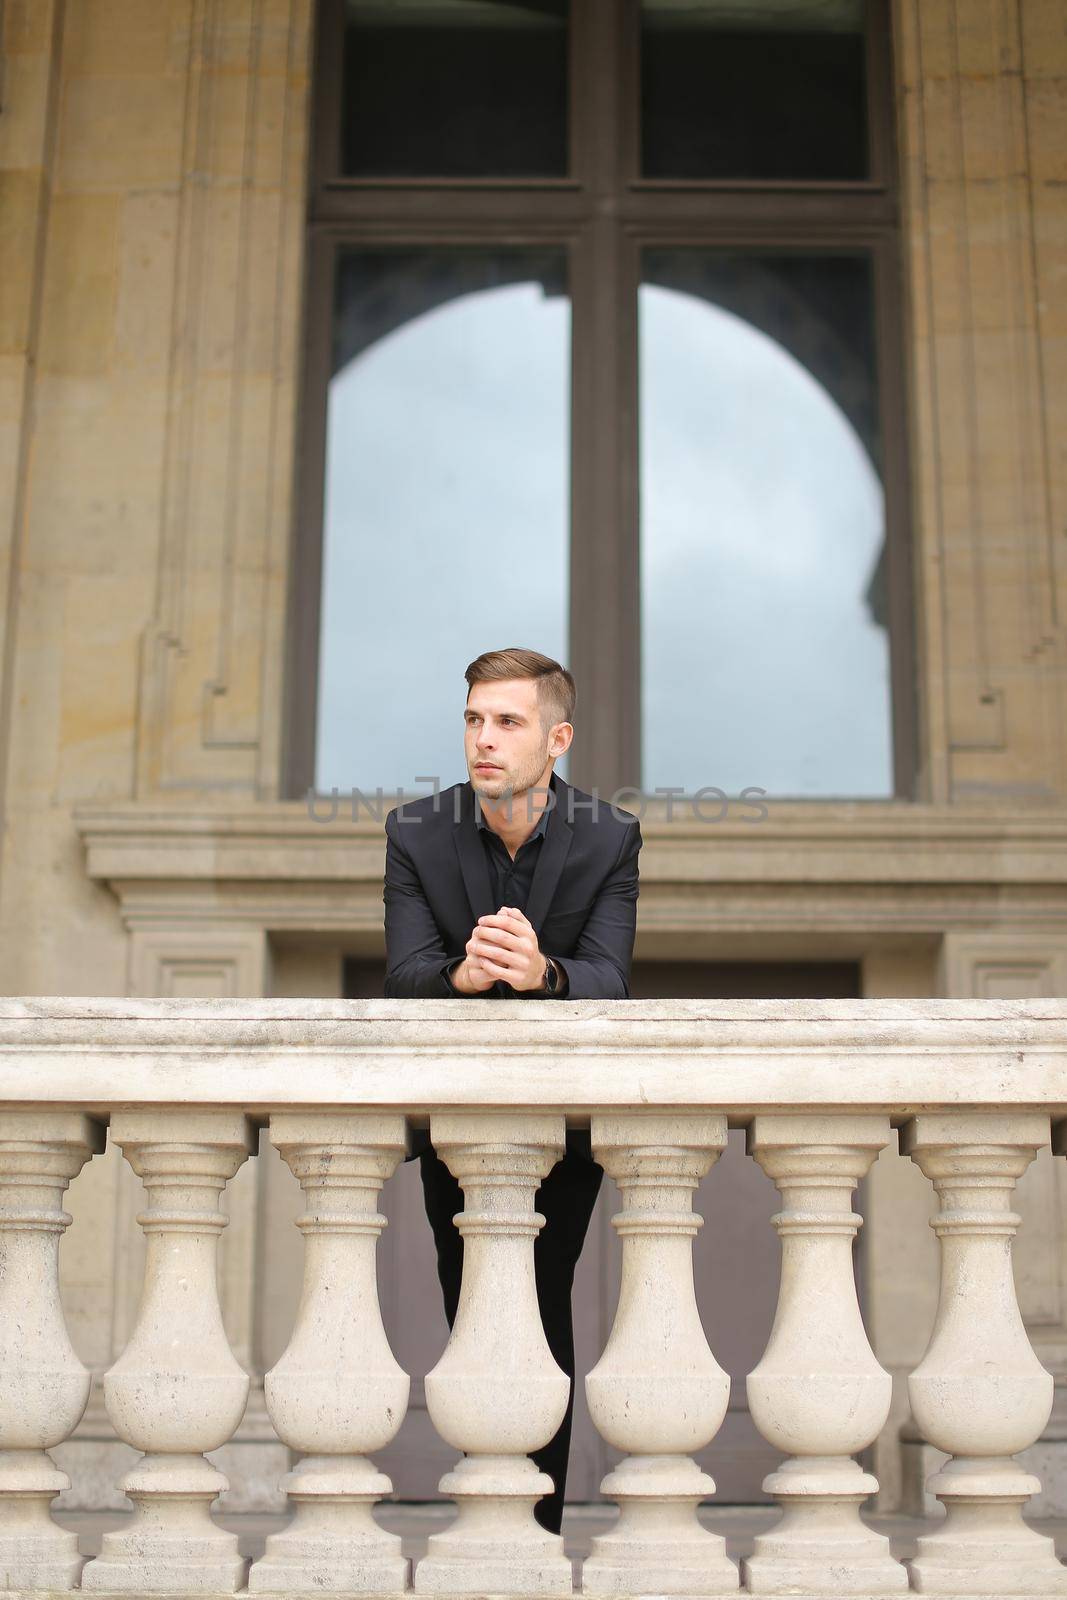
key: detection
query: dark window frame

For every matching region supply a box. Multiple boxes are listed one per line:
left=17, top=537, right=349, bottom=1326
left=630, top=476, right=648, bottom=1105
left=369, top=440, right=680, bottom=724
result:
left=283, top=0, right=916, bottom=802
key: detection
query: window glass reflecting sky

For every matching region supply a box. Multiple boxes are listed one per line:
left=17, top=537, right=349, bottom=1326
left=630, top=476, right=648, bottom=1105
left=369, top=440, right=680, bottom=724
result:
left=316, top=252, right=891, bottom=801
left=640, top=275, right=892, bottom=798
left=316, top=269, right=570, bottom=797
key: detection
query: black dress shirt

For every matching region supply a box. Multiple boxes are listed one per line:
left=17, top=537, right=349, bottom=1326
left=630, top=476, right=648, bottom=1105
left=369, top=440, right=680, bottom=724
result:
left=441, top=798, right=559, bottom=996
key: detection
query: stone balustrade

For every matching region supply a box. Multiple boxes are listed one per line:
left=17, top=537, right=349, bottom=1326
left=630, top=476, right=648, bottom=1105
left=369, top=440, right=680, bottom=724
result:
left=1, top=997, right=1066, bottom=1598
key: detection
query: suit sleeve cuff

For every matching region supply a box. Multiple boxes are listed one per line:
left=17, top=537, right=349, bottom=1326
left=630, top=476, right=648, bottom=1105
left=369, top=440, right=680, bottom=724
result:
left=439, top=957, right=464, bottom=996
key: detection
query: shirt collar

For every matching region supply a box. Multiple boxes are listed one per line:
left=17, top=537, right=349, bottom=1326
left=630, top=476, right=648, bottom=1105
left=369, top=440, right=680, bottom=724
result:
left=474, top=786, right=552, bottom=840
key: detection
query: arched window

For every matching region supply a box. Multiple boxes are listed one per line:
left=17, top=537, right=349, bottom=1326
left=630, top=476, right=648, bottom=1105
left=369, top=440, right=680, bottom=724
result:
left=287, top=0, right=913, bottom=803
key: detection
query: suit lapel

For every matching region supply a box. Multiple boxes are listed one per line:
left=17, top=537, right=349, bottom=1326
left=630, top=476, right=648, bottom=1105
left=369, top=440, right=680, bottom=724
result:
left=453, top=769, right=575, bottom=936
left=524, top=770, right=574, bottom=936
left=453, top=780, right=496, bottom=926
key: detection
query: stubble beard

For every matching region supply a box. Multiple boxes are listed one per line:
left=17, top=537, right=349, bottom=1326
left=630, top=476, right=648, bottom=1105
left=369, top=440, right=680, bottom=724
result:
left=472, top=747, right=551, bottom=829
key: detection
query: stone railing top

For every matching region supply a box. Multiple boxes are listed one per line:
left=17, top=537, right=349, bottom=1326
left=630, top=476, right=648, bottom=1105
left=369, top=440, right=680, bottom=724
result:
left=1, top=997, right=1066, bottom=1118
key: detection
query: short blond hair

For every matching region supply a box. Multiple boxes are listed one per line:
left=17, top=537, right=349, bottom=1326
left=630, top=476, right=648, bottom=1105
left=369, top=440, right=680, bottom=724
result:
left=465, top=648, right=576, bottom=733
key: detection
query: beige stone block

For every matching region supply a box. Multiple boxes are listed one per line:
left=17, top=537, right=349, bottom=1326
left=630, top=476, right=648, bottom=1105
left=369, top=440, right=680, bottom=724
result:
left=0, top=570, right=64, bottom=809
left=919, top=76, right=965, bottom=178
left=248, top=72, right=292, bottom=182
left=115, top=193, right=178, bottom=374
left=209, top=0, right=298, bottom=77
left=0, top=802, right=128, bottom=998
left=56, top=576, right=142, bottom=802
left=960, top=190, right=1042, bottom=330
left=862, top=945, right=937, bottom=997
left=976, top=525, right=1057, bottom=573
left=1039, top=335, right=1067, bottom=534
left=1034, top=236, right=1067, bottom=337
left=927, top=328, right=1036, bottom=428
left=280, top=103, right=312, bottom=201
left=37, top=194, right=120, bottom=376
left=4, top=0, right=55, bottom=53
left=191, top=198, right=261, bottom=372
left=949, top=749, right=1061, bottom=803
left=1021, top=1, right=1067, bottom=78
left=201, top=69, right=261, bottom=184
left=0, top=42, right=58, bottom=170
left=0, top=171, right=41, bottom=355
left=57, top=74, right=184, bottom=192
left=0, top=339, right=28, bottom=671
left=1025, top=80, right=1067, bottom=183
left=909, top=0, right=956, bottom=86
left=954, top=0, right=1021, bottom=80
left=925, top=251, right=973, bottom=339
left=0, top=355, right=29, bottom=423
left=62, top=0, right=185, bottom=78
left=183, top=200, right=299, bottom=380
left=203, top=7, right=261, bottom=76
left=24, top=375, right=168, bottom=565
left=0, top=428, right=21, bottom=596
left=933, top=477, right=988, bottom=537
left=966, top=236, right=1037, bottom=330
left=958, top=75, right=1027, bottom=182
left=241, top=194, right=291, bottom=374
left=269, top=944, right=344, bottom=1000
left=261, top=0, right=309, bottom=75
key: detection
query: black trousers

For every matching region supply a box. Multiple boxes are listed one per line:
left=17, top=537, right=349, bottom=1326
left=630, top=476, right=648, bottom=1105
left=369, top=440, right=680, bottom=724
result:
left=418, top=1138, right=603, bottom=1536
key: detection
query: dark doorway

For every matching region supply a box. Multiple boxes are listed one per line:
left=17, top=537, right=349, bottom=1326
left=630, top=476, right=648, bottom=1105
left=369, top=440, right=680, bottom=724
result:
left=630, top=959, right=861, bottom=998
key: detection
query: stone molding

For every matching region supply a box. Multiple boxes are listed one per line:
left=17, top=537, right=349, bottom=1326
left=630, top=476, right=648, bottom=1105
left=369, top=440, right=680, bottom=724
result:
left=72, top=802, right=1067, bottom=942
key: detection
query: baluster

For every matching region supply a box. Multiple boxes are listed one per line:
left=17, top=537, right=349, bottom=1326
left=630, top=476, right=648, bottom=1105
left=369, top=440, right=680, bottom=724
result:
left=414, top=1113, right=572, bottom=1596
left=744, top=1114, right=906, bottom=1595
left=81, top=1111, right=254, bottom=1594
left=584, top=1114, right=738, bottom=1594
left=902, top=1113, right=1067, bottom=1594
left=0, top=1111, right=103, bottom=1589
left=249, top=1113, right=410, bottom=1593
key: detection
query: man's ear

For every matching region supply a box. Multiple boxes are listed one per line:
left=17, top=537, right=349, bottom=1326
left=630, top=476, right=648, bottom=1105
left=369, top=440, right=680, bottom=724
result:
left=551, top=722, right=574, bottom=757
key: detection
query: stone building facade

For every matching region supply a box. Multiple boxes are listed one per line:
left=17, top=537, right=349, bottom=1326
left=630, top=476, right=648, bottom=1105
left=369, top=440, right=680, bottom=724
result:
left=0, top=0, right=1065, bottom=1515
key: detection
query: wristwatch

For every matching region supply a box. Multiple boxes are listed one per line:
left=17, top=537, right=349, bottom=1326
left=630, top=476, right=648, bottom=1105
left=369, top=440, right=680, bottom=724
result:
left=539, top=957, right=560, bottom=994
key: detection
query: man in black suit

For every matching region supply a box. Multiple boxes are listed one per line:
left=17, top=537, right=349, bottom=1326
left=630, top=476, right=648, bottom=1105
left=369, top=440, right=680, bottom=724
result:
left=382, top=647, right=642, bottom=1534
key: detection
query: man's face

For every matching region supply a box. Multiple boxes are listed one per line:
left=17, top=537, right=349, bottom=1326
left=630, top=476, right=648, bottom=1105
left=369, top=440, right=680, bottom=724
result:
left=464, top=678, right=567, bottom=817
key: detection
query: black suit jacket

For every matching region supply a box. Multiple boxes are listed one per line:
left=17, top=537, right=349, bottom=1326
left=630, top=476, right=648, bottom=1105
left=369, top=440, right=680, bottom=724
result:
left=383, top=768, right=642, bottom=1000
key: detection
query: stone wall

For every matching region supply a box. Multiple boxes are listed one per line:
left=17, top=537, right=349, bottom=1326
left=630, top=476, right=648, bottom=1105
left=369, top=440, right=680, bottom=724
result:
left=0, top=0, right=311, bottom=999
left=894, top=0, right=1067, bottom=804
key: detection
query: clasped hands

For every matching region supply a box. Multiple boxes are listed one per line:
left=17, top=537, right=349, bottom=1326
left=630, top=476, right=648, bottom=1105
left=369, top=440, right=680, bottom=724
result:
left=454, top=906, right=549, bottom=994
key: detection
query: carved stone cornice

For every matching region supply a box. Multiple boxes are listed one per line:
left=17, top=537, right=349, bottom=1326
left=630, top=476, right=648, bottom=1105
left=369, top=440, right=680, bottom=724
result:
left=72, top=801, right=1067, bottom=941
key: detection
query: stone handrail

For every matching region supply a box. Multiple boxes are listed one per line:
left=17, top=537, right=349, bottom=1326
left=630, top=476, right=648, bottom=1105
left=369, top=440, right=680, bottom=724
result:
left=1, top=997, right=1066, bottom=1598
